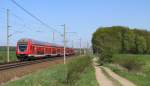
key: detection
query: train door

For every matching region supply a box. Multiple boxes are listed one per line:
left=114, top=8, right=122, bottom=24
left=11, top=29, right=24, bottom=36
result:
left=58, top=48, right=61, bottom=55
left=52, top=47, right=55, bottom=55
left=49, top=47, right=51, bottom=55
left=32, top=46, right=35, bottom=55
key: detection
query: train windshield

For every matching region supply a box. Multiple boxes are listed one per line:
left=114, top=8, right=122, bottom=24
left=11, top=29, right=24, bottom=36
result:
left=19, top=44, right=27, bottom=52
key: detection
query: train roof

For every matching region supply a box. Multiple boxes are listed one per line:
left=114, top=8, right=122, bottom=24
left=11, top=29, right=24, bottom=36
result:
left=18, top=38, right=64, bottom=47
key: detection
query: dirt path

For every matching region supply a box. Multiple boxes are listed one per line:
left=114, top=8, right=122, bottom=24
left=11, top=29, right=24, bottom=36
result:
left=95, top=66, right=137, bottom=86
left=102, top=67, right=136, bottom=86
left=95, top=66, right=114, bottom=86
left=93, top=57, right=136, bottom=86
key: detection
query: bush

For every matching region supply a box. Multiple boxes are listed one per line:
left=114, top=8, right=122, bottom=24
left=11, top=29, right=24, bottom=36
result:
left=65, top=55, right=91, bottom=85
left=120, top=58, right=145, bottom=71
left=98, top=49, right=113, bottom=65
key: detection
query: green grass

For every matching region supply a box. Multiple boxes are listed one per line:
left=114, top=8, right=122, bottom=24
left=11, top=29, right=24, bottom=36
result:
left=107, top=54, right=150, bottom=86
left=0, top=51, right=17, bottom=63
left=4, top=55, right=98, bottom=86
left=5, top=64, right=67, bottom=86
left=74, top=65, right=98, bottom=86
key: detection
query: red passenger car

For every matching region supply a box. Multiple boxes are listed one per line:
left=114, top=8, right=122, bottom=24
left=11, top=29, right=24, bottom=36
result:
left=16, top=38, right=75, bottom=61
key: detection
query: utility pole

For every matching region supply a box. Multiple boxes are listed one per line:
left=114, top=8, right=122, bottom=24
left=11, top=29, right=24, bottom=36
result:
left=87, top=42, right=89, bottom=54
left=72, top=40, right=74, bottom=48
left=84, top=42, right=87, bottom=54
left=63, top=24, right=66, bottom=64
left=6, top=9, right=10, bottom=62
left=53, top=31, right=55, bottom=43
left=79, top=38, right=82, bottom=55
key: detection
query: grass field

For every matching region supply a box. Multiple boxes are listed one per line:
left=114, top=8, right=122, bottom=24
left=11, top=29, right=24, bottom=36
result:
left=107, top=54, right=150, bottom=86
left=4, top=55, right=98, bottom=86
left=0, top=51, right=17, bottom=63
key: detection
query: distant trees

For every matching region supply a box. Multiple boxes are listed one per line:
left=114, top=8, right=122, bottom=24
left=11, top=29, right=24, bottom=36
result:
left=0, top=46, right=16, bottom=51
left=92, top=26, right=150, bottom=54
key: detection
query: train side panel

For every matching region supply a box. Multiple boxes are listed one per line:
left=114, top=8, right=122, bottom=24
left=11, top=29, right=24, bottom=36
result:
left=16, top=38, right=75, bottom=61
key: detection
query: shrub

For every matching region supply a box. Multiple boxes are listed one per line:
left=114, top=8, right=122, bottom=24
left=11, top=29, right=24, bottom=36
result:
left=98, top=49, right=113, bottom=65
left=65, top=55, right=91, bottom=85
left=113, top=56, right=145, bottom=72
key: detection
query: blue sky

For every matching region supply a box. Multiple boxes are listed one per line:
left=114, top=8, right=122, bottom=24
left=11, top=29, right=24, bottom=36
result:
left=0, top=0, right=150, bottom=47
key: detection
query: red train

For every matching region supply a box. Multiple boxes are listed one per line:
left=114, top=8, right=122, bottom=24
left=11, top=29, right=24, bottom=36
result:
left=16, top=38, right=75, bottom=61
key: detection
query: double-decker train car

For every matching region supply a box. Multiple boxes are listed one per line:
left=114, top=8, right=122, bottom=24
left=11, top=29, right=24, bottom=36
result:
left=16, top=38, right=75, bottom=61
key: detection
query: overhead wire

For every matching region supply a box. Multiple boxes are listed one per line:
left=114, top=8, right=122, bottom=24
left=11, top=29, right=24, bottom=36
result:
left=11, top=0, right=62, bottom=34
left=10, top=12, right=58, bottom=43
left=10, top=13, right=60, bottom=46
left=11, top=12, right=49, bottom=33
left=0, top=8, right=42, bottom=34
left=10, top=12, right=37, bottom=31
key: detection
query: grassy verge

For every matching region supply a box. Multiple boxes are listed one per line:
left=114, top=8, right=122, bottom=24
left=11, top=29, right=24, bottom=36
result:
left=0, top=51, right=17, bottom=63
left=74, top=64, right=98, bottom=86
left=4, top=55, right=98, bottom=86
left=106, top=54, right=150, bottom=86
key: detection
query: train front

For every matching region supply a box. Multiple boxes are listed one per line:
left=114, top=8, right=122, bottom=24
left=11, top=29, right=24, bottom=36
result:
left=16, top=39, right=30, bottom=61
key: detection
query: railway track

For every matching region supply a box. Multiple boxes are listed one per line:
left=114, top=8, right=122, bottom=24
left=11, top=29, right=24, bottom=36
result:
left=0, top=57, right=61, bottom=71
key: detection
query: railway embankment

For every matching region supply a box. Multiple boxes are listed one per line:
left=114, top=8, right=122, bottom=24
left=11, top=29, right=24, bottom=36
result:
left=2, top=55, right=98, bottom=86
left=0, top=56, right=66, bottom=85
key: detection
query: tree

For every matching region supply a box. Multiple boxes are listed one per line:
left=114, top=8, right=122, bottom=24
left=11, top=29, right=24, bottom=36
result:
left=135, top=35, right=146, bottom=54
left=92, top=26, right=149, bottom=54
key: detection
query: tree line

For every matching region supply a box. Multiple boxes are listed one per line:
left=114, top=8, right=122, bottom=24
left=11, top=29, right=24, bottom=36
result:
left=0, top=46, right=16, bottom=51
left=92, top=26, right=150, bottom=54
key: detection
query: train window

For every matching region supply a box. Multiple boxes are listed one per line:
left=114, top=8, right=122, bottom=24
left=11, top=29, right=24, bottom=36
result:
left=19, top=44, right=27, bottom=52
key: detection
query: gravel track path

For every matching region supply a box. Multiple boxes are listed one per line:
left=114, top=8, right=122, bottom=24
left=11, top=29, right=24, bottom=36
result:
left=95, top=66, right=114, bottom=86
left=102, top=66, right=136, bottom=86
left=94, top=65, right=137, bottom=86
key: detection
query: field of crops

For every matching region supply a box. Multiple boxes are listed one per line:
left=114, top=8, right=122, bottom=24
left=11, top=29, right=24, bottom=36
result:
left=0, top=51, right=17, bottom=63
left=108, top=54, right=150, bottom=86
